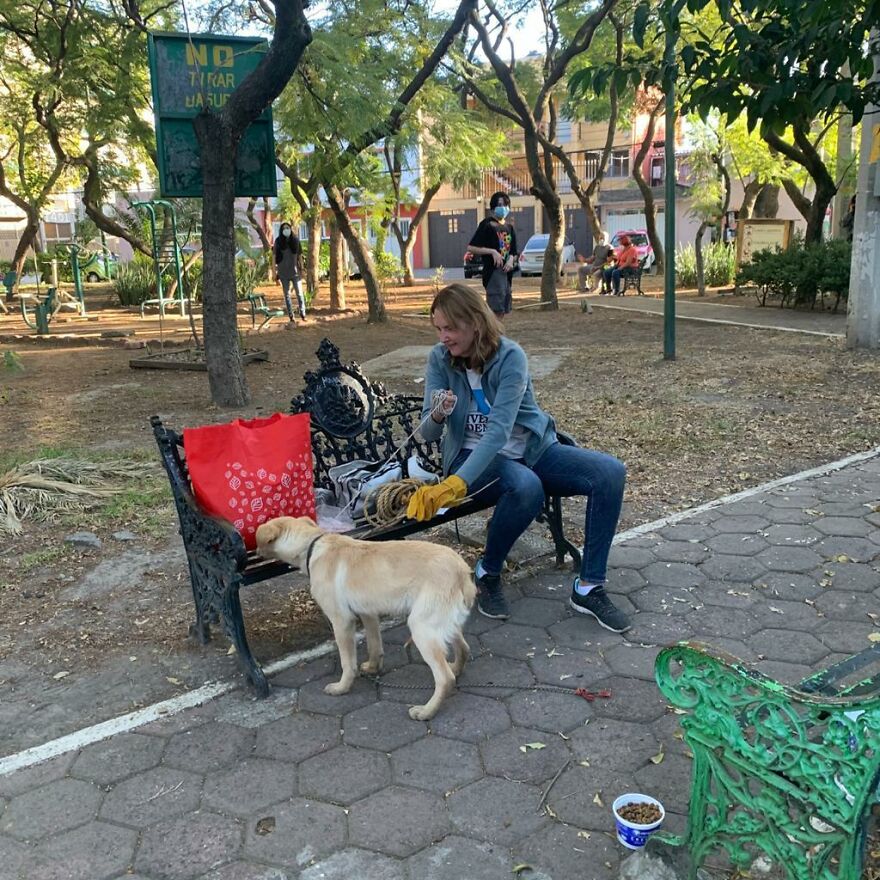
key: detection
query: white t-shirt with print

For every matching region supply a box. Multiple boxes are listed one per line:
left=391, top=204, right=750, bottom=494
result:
left=462, top=368, right=529, bottom=459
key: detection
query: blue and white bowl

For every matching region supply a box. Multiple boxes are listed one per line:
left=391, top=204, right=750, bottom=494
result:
left=612, top=793, right=665, bottom=849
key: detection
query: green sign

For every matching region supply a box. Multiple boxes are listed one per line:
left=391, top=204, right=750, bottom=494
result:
left=147, top=32, right=277, bottom=198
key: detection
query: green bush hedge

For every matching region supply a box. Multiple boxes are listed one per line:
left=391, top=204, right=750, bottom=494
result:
left=676, top=241, right=737, bottom=288
left=737, top=238, right=850, bottom=311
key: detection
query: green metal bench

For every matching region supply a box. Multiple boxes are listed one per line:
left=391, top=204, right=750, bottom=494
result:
left=655, top=641, right=880, bottom=880
left=247, top=293, right=287, bottom=330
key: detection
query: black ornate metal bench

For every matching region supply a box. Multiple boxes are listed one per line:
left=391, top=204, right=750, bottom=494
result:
left=152, top=338, right=580, bottom=696
left=655, top=641, right=880, bottom=880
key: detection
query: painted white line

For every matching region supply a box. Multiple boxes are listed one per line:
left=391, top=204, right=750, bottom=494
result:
left=612, top=445, right=880, bottom=543
left=3, top=444, right=879, bottom=777
left=0, top=635, right=347, bottom=778
left=590, top=302, right=844, bottom=338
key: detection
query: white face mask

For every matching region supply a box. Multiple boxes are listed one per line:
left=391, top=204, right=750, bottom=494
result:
left=281, top=228, right=291, bottom=237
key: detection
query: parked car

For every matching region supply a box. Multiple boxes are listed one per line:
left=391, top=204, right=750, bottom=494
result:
left=610, top=230, right=655, bottom=270
left=517, top=234, right=576, bottom=277
left=463, top=250, right=481, bottom=278
left=80, top=252, right=119, bottom=282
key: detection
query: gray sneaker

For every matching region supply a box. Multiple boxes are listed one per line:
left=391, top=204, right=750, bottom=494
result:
left=475, top=569, right=510, bottom=620
left=569, top=582, right=630, bottom=632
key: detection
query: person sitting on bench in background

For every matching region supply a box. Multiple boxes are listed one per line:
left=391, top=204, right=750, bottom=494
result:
left=603, top=234, right=640, bottom=296
left=406, top=283, right=631, bottom=631
left=576, top=232, right=613, bottom=293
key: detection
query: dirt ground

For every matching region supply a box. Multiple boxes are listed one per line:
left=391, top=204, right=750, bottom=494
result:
left=1, top=276, right=878, bottom=679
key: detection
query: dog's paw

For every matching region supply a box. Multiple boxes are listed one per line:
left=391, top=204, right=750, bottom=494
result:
left=408, top=704, right=436, bottom=721
left=359, top=660, right=383, bottom=675
left=324, top=681, right=351, bottom=695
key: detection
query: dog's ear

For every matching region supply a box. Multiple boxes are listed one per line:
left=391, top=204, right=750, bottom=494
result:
left=256, top=520, right=282, bottom=548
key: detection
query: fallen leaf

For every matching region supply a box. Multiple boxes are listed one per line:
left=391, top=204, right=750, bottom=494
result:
left=520, top=742, right=546, bottom=753
left=650, top=745, right=665, bottom=764
left=579, top=760, right=591, bottom=767
left=593, top=792, right=604, bottom=806
left=577, top=830, right=591, bottom=839
left=769, top=606, right=784, bottom=615
left=52, top=670, right=70, bottom=680
left=868, top=633, right=880, bottom=643
left=545, top=804, right=557, bottom=818
left=512, top=864, right=534, bottom=875
left=165, top=677, right=182, bottom=686
left=254, top=816, right=275, bottom=836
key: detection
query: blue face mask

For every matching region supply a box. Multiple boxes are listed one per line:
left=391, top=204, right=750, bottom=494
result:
left=493, top=205, right=510, bottom=220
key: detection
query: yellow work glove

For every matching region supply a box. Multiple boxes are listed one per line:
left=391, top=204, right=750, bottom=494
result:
left=406, top=475, right=468, bottom=522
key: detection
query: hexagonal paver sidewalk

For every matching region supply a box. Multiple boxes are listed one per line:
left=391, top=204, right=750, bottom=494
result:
left=1, top=454, right=878, bottom=879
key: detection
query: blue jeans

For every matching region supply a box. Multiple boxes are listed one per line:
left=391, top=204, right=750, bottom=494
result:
left=281, top=276, right=306, bottom=320
left=451, top=443, right=626, bottom=584
left=603, top=266, right=636, bottom=294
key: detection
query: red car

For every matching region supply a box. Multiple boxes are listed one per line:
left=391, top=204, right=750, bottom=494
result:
left=610, top=229, right=655, bottom=270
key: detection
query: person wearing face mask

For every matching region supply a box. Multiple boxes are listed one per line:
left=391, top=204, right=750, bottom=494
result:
left=273, top=222, right=306, bottom=323
left=466, top=192, right=518, bottom=319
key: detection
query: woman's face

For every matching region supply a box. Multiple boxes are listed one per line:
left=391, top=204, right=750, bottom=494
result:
left=432, top=308, right=476, bottom=360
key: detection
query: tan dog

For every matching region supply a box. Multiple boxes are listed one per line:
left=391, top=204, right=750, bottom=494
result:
left=256, top=516, right=476, bottom=720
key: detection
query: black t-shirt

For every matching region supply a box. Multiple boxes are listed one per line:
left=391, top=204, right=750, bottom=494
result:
left=469, top=218, right=518, bottom=286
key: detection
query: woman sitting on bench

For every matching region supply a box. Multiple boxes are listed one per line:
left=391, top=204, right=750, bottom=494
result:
left=406, top=283, right=631, bottom=632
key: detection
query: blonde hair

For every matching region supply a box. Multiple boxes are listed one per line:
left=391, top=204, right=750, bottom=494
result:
left=431, top=283, right=503, bottom=368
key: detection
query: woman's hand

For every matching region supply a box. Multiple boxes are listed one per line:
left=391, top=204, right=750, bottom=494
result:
left=491, top=250, right=504, bottom=268
left=406, top=475, right=468, bottom=522
left=430, top=389, right=457, bottom=422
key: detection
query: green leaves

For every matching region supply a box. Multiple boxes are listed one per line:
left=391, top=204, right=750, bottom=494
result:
left=633, top=2, right=651, bottom=48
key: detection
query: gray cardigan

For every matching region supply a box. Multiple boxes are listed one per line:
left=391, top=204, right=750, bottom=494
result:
left=419, top=336, right=558, bottom=487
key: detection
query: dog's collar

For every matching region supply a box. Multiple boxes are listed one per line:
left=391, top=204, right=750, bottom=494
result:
left=304, top=534, right=324, bottom=576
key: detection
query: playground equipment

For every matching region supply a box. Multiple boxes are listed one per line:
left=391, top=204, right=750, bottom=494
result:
left=132, top=200, right=188, bottom=318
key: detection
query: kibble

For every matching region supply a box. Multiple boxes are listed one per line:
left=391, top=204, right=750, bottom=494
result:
left=616, top=801, right=662, bottom=825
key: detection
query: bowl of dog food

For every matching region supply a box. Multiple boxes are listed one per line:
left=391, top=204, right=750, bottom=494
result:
left=612, top=793, right=665, bottom=849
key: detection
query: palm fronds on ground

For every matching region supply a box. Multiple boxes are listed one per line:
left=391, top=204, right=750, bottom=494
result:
left=0, top=458, right=150, bottom=534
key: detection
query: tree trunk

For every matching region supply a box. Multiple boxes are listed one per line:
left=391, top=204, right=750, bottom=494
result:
left=753, top=184, right=780, bottom=218
left=764, top=125, right=837, bottom=244
left=193, top=113, right=249, bottom=408
left=10, top=215, right=40, bottom=299
left=393, top=181, right=441, bottom=286
left=245, top=197, right=273, bottom=262
left=306, top=196, right=321, bottom=300
left=329, top=219, right=346, bottom=311
left=540, top=193, right=564, bottom=307
left=325, top=185, right=386, bottom=322
left=695, top=220, right=710, bottom=296
left=738, top=179, right=764, bottom=220
left=632, top=103, right=664, bottom=270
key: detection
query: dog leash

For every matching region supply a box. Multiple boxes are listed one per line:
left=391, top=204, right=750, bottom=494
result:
left=361, top=673, right=612, bottom=703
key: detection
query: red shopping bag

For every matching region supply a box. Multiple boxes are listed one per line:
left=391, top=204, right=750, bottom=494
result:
left=183, top=412, right=316, bottom=550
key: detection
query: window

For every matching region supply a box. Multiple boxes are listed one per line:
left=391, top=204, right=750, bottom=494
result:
left=608, top=150, right=630, bottom=178
left=650, top=157, right=664, bottom=186
left=396, top=218, right=412, bottom=239
left=447, top=218, right=459, bottom=234
left=556, top=120, right=572, bottom=144
left=298, top=222, right=308, bottom=240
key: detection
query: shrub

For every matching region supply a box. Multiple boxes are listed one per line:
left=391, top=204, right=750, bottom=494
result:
left=373, top=247, right=402, bottom=285
left=737, top=238, right=850, bottom=311
left=183, top=259, right=203, bottom=304
left=114, top=255, right=156, bottom=306
left=676, top=241, right=736, bottom=288
left=235, top=258, right=263, bottom=301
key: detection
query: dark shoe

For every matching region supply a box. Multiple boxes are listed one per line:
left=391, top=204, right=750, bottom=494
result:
left=476, top=569, right=509, bottom=619
left=569, top=582, right=631, bottom=632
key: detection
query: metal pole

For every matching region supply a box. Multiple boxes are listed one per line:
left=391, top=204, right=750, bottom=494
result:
left=662, top=1, right=679, bottom=360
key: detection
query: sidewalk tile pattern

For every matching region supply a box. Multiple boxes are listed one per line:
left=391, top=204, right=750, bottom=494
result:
left=0, top=459, right=878, bottom=878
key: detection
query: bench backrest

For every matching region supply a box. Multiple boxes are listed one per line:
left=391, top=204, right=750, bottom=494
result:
left=290, top=339, right=441, bottom=490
